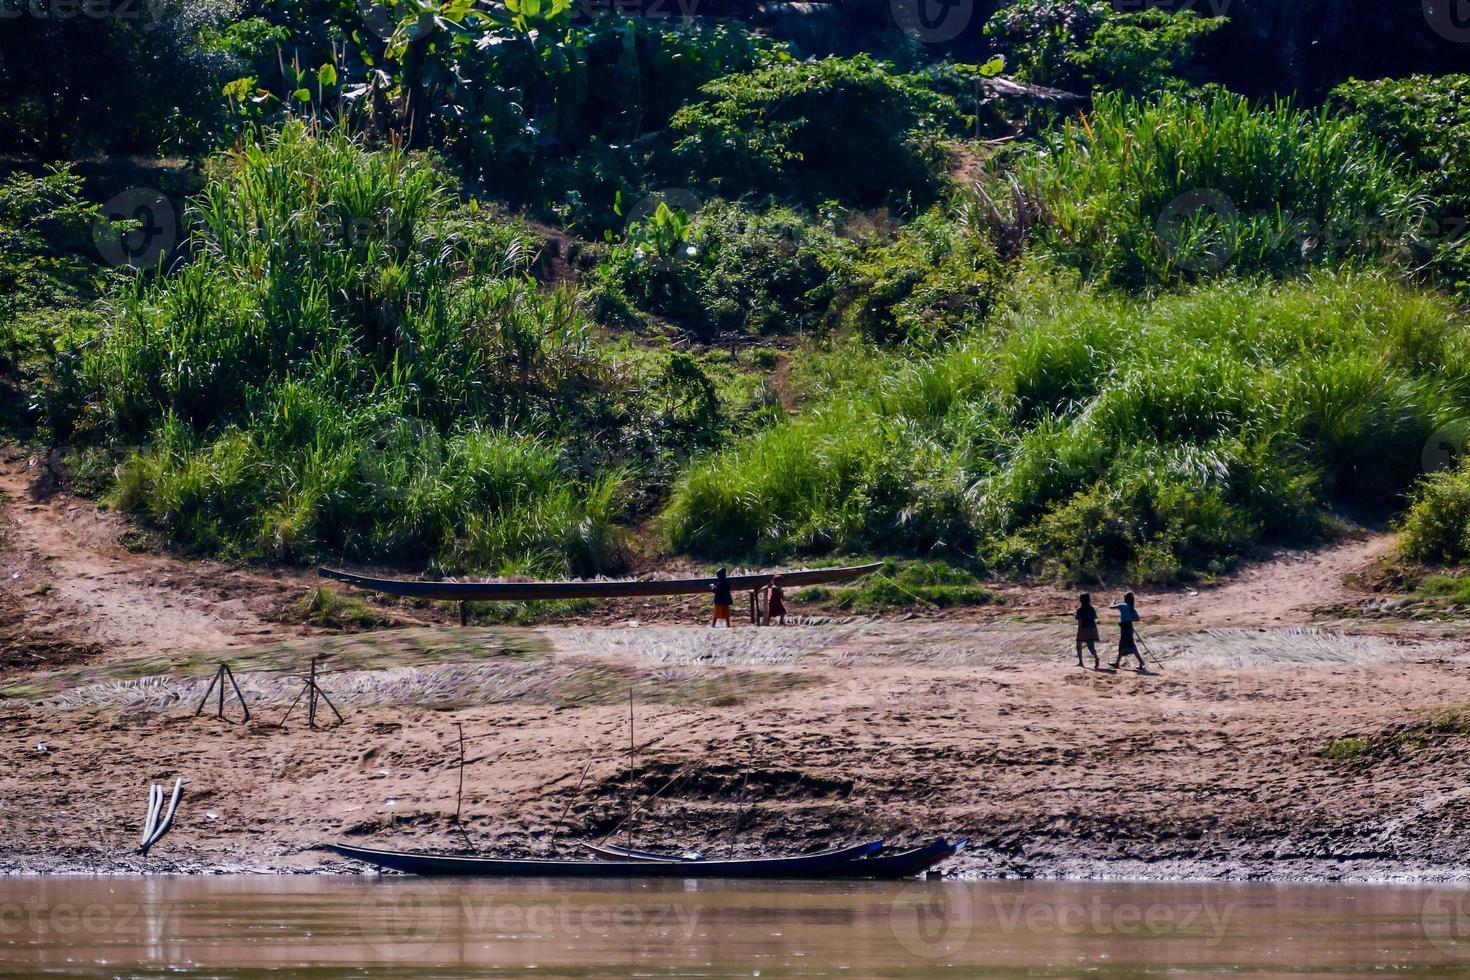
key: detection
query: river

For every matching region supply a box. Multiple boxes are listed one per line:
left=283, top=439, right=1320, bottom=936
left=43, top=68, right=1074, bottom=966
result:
left=3, top=876, right=1470, bottom=976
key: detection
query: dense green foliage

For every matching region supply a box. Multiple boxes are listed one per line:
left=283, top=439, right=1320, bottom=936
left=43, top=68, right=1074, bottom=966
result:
left=984, top=0, right=1220, bottom=95
left=5, top=0, right=1470, bottom=586
left=1400, top=463, right=1470, bottom=566
left=69, top=125, right=676, bottom=574
left=670, top=55, right=956, bottom=207
left=1331, top=75, right=1470, bottom=297
left=0, top=167, right=115, bottom=433
left=1022, top=90, right=1421, bottom=289
left=665, top=273, right=1468, bottom=582
left=594, top=201, right=854, bottom=336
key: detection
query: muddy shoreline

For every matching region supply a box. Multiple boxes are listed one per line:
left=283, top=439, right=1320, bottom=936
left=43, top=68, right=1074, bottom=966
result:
left=7, top=456, right=1470, bottom=887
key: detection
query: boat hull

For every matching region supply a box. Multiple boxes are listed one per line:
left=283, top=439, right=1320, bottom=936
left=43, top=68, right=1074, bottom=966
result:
left=317, top=563, right=882, bottom=603
left=328, top=840, right=901, bottom=878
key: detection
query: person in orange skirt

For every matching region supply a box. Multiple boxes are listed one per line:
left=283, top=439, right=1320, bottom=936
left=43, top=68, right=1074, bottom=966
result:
left=710, top=568, right=733, bottom=627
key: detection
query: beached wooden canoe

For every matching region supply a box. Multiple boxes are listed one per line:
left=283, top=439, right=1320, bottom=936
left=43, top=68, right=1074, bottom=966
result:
left=584, top=838, right=966, bottom=879
left=327, top=840, right=884, bottom=878
left=582, top=842, right=706, bottom=862
left=316, top=563, right=881, bottom=602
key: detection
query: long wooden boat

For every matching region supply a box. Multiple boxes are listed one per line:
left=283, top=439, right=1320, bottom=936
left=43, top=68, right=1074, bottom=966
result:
left=583, top=838, right=965, bottom=879
left=316, top=562, right=882, bottom=603
left=843, top=838, right=967, bottom=878
left=327, top=840, right=884, bottom=878
left=582, top=842, right=706, bottom=862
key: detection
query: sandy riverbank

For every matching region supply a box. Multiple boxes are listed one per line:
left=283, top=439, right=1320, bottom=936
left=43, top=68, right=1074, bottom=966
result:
left=5, top=454, right=1470, bottom=881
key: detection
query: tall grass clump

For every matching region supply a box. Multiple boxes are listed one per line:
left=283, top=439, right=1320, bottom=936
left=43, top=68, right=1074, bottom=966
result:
left=664, top=271, right=1470, bottom=582
left=1021, top=90, right=1423, bottom=289
left=79, top=123, right=626, bottom=575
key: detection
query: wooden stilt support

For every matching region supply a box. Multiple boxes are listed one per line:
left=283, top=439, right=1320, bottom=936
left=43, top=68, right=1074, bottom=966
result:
left=459, top=600, right=467, bottom=627
left=281, top=654, right=344, bottom=728
left=193, top=663, right=250, bottom=722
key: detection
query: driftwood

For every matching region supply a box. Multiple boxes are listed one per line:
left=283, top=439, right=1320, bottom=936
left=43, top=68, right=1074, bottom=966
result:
left=977, top=76, right=1087, bottom=111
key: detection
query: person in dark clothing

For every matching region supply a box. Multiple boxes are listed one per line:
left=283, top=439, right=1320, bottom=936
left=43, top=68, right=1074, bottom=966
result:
left=1074, top=593, right=1100, bottom=669
left=764, top=575, right=787, bottom=626
left=710, top=568, right=733, bottom=628
left=1109, top=591, right=1146, bottom=670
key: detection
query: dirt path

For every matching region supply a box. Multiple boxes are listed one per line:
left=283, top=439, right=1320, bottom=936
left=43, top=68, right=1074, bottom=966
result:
left=0, top=453, right=314, bottom=662
left=1147, top=533, right=1397, bottom=628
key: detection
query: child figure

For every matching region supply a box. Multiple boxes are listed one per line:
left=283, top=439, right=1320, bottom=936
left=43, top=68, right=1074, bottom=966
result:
left=1074, top=593, right=1100, bottom=669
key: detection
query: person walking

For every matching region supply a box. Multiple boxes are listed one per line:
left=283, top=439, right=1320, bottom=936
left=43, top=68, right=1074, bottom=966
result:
left=710, top=568, right=733, bottom=628
left=1074, top=593, right=1100, bottom=669
left=763, top=575, right=787, bottom=626
left=1109, top=591, right=1146, bottom=671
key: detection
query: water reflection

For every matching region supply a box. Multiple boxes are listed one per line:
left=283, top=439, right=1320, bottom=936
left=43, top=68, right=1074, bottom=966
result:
left=2, top=875, right=1469, bottom=976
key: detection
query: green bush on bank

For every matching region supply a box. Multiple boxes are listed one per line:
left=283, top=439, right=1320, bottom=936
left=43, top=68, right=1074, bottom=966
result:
left=671, top=54, right=955, bottom=208
left=593, top=201, right=855, bottom=337
left=1021, top=90, right=1422, bottom=289
left=74, top=124, right=637, bottom=575
left=1400, top=462, right=1470, bottom=566
left=663, top=271, right=1468, bottom=583
left=1332, top=74, right=1470, bottom=297
left=984, top=1, right=1221, bottom=96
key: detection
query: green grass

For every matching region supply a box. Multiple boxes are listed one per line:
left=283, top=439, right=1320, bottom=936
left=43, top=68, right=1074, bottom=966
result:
left=286, top=586, right=399, bottom=630
left=70, top=124, right=633, bottom=577
left=793, top=561, right=998, bottom=613
left=1323, top=709, right=1470, bottom=763
left=1417, top=575, right=1470, bottom=605
left=1020, top=89, right=1421, bottom=289
left=663, top=270, right=1470, bottom=583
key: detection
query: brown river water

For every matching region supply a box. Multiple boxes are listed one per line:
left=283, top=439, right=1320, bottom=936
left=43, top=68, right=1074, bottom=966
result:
left=4, top=876, right=1470, bottom=977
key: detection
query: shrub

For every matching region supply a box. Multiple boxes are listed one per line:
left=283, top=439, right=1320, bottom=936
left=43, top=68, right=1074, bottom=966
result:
left=1400, top=463, right=1470, bottom=566
left=838, top=208, right=1004, bottom=345
left=78, top=124, right=630, bottom=576
left=984, top=1, right=1221, bottom=95
left=671, top=55, right=955, bottom=207
left=594, top=201, right=855, bottom=336
left=1020, top=90, right=1422, bottom=289
left=0, top=166, right=117, bottom=437
left=1332, top=75, right=1470, bottom=296
left=664, top=271, right=1467, bottom=582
